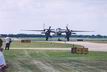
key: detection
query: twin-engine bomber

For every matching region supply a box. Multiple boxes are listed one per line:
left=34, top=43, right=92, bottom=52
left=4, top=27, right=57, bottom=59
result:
left=22, top=26, right=92, bottom=41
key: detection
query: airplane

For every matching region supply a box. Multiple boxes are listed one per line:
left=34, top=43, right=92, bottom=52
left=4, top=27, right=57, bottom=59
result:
left=22, top=26, right=93, bottom=41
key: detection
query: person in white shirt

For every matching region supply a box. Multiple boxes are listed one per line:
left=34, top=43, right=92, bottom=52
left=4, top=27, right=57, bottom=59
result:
left=5, top=37, right=12, bottom=50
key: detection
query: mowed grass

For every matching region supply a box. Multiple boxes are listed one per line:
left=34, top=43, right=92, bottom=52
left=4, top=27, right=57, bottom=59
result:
left=4, top=50, right=107, bottom=72
left=10, top=41, right=82, bottom=48
left=3, top=40, right=107, bottom=72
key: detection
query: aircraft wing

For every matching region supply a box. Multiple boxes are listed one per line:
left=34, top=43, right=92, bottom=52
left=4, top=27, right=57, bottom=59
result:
left=21, top=30, right=44, bottom=31
left=22, top=29, right=56, bottom=33
left=71, top=30, right=94, bottom=32
left=50, top=30, right=56, bottom=33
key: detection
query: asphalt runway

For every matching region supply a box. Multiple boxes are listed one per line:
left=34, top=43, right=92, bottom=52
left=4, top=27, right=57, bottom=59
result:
left=63, top=41, right=107, bottom=52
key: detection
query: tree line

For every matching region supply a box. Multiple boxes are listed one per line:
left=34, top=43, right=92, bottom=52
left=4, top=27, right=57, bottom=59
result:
left=0, top=34, right=107, bottom=38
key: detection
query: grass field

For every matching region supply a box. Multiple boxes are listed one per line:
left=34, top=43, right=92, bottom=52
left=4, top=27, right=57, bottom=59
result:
left=10, top=41, right=82, bottom=48
left=2, top=40, right=107, bottom=72
left=4, top=50, right=107, bottom=72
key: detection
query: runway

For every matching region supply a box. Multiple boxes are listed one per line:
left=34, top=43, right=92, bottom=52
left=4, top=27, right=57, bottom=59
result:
left=61, top=41, right=107, bottom=52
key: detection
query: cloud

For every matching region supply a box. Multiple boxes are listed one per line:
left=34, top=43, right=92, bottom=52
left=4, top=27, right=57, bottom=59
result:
left=0, top=0, right=37, bottom=11
left=0, top=0, right=107, bottom=35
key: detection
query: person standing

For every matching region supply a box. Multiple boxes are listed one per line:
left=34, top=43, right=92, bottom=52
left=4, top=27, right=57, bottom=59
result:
left=5, top=37, right=12, bottom=50
left=0, top=38, right=7, bottom=72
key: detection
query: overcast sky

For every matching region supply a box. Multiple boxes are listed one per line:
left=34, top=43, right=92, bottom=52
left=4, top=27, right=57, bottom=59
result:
left=0, top=0, right=107, bottom=35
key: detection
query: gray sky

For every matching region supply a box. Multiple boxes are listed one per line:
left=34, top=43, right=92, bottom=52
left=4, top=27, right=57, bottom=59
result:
left=0, top=0, right=107, bottom=35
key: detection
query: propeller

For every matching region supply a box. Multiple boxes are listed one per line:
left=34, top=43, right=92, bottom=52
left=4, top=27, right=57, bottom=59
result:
left=45, top=26, right=53, bottom=41
left=65, top=26, right=71, bottom=41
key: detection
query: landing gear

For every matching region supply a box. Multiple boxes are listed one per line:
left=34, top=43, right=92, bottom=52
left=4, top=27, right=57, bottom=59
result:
left=66, top=37, right=70, bottom=41
left=46, top=37, right=48, bottom=41
left=58, top=38, right=62, bottom=41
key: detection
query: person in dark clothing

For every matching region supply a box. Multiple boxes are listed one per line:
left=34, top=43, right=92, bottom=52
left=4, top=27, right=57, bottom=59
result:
left=5, top=37, right=12, bottom=50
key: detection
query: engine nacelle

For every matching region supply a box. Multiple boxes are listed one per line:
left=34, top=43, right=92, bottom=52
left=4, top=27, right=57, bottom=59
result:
left=72, top=33, right=76, bottom=34
left=41, top=31, right=45, bottom=34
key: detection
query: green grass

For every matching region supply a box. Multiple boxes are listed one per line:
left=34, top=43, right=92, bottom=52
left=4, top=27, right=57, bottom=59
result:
left=3, top=40, right=107, bottom=72
left=4, top=50, right=107, bottom=60
left=10, top=41, right=82, bottom=48
left=4, top=50, right=107, bottom=72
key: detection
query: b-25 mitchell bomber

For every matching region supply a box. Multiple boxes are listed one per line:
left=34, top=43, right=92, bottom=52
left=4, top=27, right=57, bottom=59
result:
left=22, top=26, right=93, bottom=41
